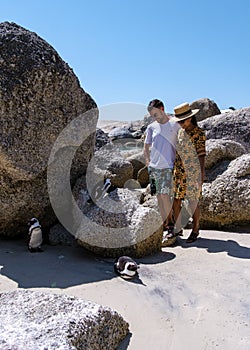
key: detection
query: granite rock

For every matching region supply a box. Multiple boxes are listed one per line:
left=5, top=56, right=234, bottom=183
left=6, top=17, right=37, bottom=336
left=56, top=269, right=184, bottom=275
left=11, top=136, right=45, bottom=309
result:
left=190, top=97, right=221, bottom=122
left=0, top=22, right=97, bottom=237
left=74, top=187, right=163, bottom=258
left=205, top=139, right=246, bottom=169
left=200, top=154, right=250, bottom=227
left=0, top=289, right=129, bottom=350
left=200, top=107, right=250, bottom=150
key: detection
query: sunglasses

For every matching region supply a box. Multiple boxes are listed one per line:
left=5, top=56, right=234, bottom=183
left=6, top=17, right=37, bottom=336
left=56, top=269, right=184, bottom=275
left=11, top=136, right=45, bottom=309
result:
left=178, top=120, right=185, bottom=124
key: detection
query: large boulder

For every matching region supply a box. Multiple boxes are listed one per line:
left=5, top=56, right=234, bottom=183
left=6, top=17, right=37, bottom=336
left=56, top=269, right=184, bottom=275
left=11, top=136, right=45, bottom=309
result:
left=126, top=151, right=146, bottom=180
left=0, top=22, right=97, bottom=237
left=205, top=139, right=246, bottom=170
left=200, top=107, right=250, bottom=150
left=200, top=154, right=250, bottom=228
left=0, top=289, right=129, bottom=350
left=190, top=98, right=221, bottom=122
left=73, top=184, right=163, bottom=258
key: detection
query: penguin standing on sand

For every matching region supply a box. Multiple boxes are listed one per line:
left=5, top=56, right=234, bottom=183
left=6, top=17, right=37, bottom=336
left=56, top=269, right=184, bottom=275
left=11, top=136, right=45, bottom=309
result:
left=114, top=256, right=139, bottom=279
left=27, top=218, right=43, bottom=252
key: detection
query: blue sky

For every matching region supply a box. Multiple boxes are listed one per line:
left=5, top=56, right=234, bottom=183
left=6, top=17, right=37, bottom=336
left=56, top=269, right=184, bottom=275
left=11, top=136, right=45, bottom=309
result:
left=1, top=0, right=250, bottom=120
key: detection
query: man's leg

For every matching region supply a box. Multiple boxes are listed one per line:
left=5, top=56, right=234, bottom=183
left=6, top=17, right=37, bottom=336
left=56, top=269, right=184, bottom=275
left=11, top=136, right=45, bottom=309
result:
left=157, top=193, right=173, bottom=226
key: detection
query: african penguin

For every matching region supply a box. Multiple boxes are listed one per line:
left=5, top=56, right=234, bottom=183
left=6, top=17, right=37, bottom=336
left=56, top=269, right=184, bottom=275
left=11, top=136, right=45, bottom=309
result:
left=114, top=256, right=139, bottom=279
left=87, top=178, right=115, bottom=204
left=28, top=217, right=43, bottom=252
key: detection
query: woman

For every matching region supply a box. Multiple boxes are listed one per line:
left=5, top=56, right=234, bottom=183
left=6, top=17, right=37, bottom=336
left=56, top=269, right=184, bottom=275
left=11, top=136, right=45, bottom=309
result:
left=170, top=102, right=206, bottom=243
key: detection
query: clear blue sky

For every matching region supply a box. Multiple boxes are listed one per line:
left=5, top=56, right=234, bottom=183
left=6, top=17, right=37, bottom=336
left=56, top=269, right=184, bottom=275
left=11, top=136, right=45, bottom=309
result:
left=1, top=0, right=250, bottom=120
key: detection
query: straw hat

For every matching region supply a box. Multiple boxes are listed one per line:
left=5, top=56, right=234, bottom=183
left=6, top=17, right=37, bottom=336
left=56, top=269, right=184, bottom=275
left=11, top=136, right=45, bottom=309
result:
left=173, top=102, right=199, bottom=122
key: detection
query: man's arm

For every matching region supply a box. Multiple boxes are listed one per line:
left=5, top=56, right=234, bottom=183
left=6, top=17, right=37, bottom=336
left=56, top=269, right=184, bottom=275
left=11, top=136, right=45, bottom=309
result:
left=144, top=143, right=151, bottom=167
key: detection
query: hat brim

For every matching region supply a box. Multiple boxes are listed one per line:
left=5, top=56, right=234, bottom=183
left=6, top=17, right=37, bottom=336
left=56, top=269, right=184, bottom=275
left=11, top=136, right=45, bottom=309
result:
left=172, top=109, right=199, bottom=122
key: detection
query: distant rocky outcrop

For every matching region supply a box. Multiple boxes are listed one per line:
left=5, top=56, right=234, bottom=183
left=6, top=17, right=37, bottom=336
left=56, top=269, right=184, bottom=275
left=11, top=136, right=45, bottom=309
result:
left=0, top=289, right=129, bottom=350
left=0, top=22, right=97, bottom=237
left=108, top=126, right=133, bottom=140
left=190, top=98, right=221, bottom=122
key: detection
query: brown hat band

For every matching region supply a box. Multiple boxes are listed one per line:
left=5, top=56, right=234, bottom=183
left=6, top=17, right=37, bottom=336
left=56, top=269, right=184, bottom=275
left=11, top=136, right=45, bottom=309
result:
left=176, top=109, right=192, bottom=117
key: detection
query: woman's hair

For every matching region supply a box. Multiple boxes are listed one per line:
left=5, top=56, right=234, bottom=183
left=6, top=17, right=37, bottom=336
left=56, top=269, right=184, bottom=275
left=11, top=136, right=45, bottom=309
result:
left=191, top=115, right=198, bottom=126
left=147, top=99, right=164, bottom=112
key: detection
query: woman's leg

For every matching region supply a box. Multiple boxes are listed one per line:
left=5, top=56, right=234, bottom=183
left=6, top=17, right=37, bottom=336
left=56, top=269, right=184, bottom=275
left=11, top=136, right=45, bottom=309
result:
left=189, top=199, right=200, bottom=233
left=173, top=198, right=182, bottom=232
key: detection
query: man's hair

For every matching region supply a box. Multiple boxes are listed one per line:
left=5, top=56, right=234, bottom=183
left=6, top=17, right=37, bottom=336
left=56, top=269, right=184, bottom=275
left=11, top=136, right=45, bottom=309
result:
left=147, top=99, right=164, bottom=112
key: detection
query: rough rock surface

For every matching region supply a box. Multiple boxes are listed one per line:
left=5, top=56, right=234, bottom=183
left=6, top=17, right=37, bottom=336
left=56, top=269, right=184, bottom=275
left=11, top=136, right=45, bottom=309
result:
left=95, top=128, right=110, bottom=151
left=74, top=185, right=163, bottom=258
left=0, top=289, right=129, bottom=350
left=190, top=97, right=221, bottom=122
left=137, top=165, right=149, bottom=187
left=126, top=151, right=146, bottom=180
left=106, top=159, right=134, bottom=188
left=0, top=22, right=97, bottom=237
left=200, top=107, right=250, bottom=150
left=88, top=146, right=134, bottom=189
left=49, top=223, right=76, bottom=246
left=205, top=139, right=246, bottom=169
left=200, top=154, right=250, bottom=227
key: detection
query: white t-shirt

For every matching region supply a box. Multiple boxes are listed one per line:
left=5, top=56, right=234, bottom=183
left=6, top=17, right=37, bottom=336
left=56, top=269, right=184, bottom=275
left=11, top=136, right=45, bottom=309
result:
left=145, top=118, right=179, bottom=169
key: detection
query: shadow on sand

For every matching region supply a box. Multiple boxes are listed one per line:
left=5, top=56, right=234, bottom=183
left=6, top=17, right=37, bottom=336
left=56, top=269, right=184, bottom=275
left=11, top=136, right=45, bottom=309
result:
left=0, top=238, right=176, bottom=289
left=179, top=236, right=250, bottom=259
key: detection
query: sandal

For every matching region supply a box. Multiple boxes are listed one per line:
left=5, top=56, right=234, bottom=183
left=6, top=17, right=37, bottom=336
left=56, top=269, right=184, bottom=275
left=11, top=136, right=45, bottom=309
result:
left=186, top=231, right=199, bottom=243
left=163, top=222, right=174, bottom=232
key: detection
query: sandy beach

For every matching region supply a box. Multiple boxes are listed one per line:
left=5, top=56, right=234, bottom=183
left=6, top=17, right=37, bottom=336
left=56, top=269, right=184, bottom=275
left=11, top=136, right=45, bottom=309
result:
left=0, top=228, right=249, bottom=350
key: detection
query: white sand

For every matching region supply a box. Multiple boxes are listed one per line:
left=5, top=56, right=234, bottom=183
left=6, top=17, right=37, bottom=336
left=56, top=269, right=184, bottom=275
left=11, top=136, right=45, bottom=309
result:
left=0, top=228, right=249, bottom=350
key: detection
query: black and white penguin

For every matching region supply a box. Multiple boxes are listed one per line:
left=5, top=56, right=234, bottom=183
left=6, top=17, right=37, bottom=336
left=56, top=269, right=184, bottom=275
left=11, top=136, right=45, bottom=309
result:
left=27, top=218, right=43, bottom=252
left=87, top=178, right=115, bottom=204
left=114, top=256, right=139, bottom=279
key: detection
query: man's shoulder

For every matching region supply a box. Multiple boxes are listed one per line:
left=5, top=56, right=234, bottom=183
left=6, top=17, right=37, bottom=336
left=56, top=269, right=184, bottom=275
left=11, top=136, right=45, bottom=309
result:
left=168, top=117, right=180, bottom=131
left=146, top=120, right=158, bottom=130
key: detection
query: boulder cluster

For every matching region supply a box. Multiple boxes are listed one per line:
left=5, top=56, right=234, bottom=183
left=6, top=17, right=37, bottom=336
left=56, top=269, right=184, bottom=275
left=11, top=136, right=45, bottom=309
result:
left=0, top=21, right=249, bottom=251
left=199, top=108, right=250, bottom=228
left=0, top=21, right=249, bottom=347
left=95, top=99, right=250, bottom=230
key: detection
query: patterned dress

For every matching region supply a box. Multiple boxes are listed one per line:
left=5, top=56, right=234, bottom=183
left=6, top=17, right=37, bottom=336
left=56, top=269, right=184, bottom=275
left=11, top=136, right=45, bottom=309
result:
left=173, top=126, right=206, bottom=200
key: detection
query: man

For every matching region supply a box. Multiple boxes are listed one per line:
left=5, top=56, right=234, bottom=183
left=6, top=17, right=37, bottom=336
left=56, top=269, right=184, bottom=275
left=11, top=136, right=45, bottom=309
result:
left=144, top=99, right=179, bottom=234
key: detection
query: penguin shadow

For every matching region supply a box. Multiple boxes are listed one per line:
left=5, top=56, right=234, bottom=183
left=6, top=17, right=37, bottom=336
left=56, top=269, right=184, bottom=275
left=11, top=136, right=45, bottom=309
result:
left=114, top=271, right=146, bottom=286
left=116, top=332, right=132, bottom=350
